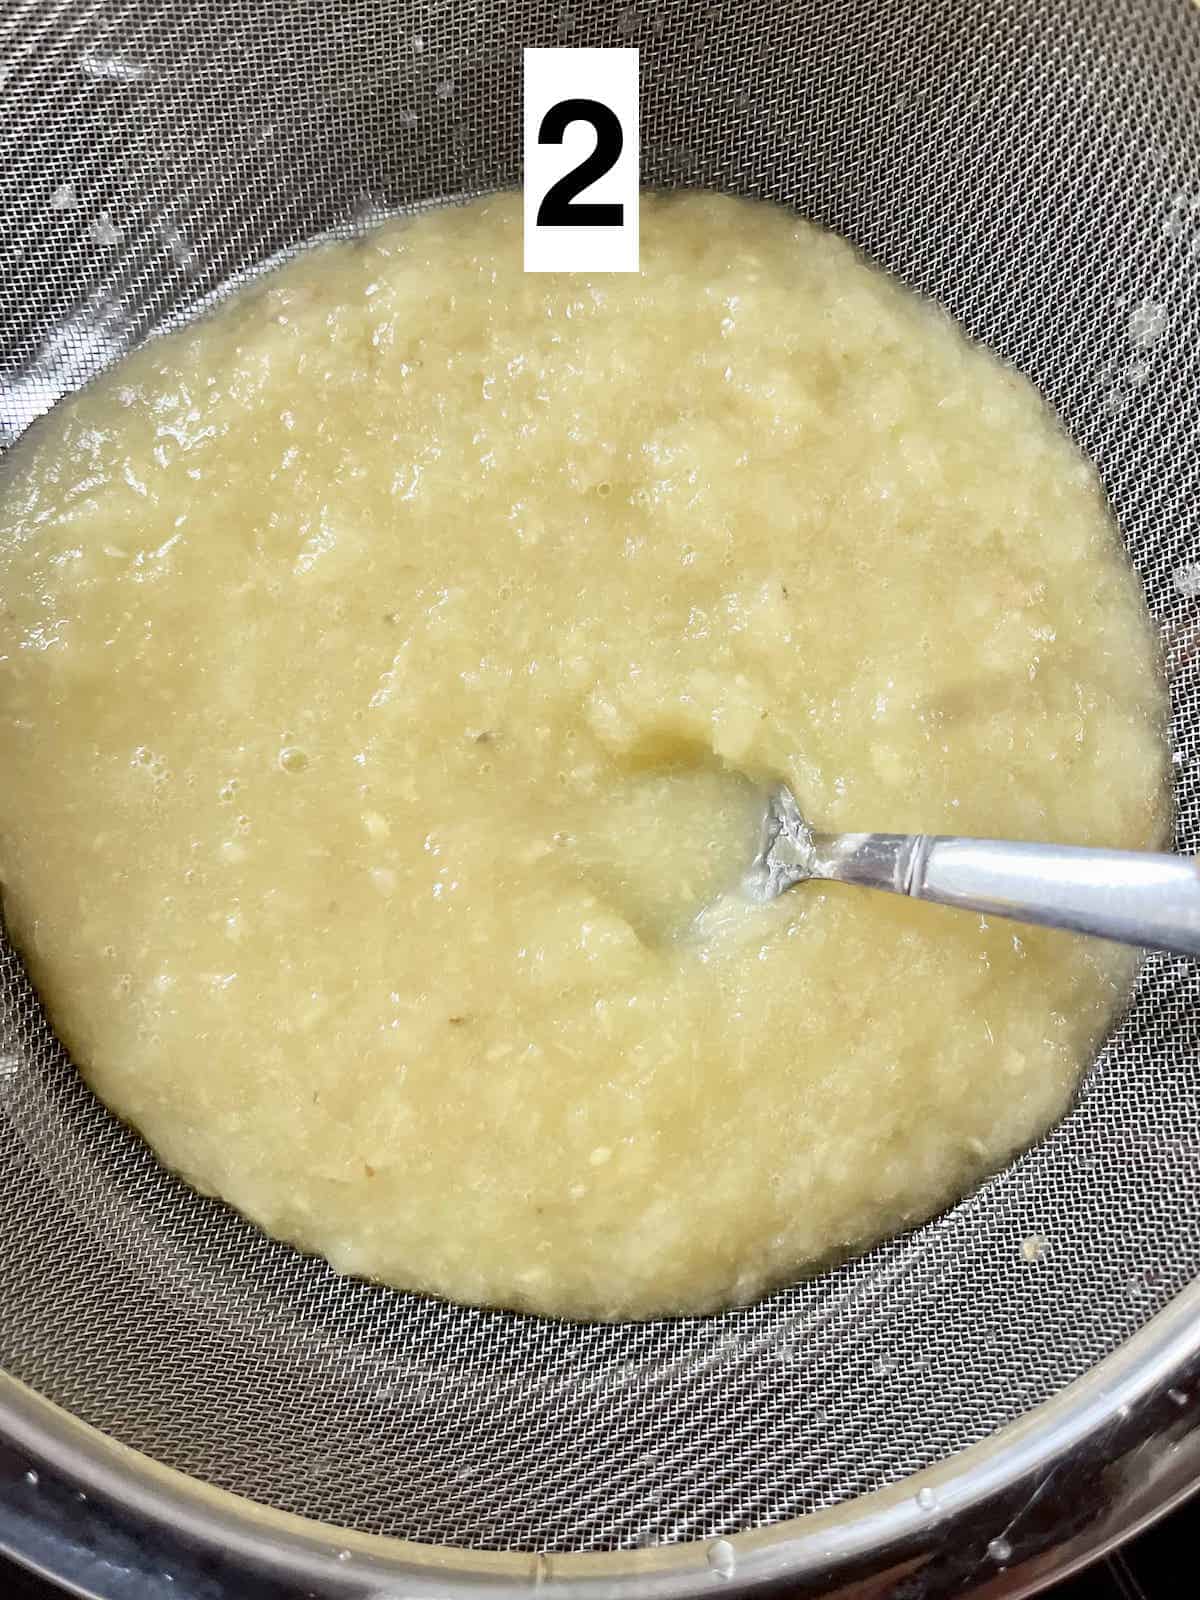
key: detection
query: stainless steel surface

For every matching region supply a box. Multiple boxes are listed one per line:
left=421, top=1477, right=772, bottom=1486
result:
left=2, top=0, right=1200, bottom=1596
left=1, top=1286, right=1199, bottom=1599
left=752, top=787, right=1200, bottom=956
left=910, top=838, right=1200, bottom=955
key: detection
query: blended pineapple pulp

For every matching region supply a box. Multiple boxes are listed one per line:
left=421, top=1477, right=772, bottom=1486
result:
left=0, top=192, right=1169, bottom=1319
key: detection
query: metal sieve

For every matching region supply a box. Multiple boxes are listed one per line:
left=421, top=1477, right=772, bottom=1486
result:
left=2, top=1, right=1200, bottom=1595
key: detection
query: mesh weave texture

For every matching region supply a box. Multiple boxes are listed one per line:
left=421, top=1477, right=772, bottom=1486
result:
left=1, top=0, right=1199, bottom=1555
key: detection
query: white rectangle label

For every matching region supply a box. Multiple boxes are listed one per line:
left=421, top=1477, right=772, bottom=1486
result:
left=523, top=47, right=639, bottom=274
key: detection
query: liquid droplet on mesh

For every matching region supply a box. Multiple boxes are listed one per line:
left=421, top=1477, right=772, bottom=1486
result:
left=707, top=1538, right=736, bottom=1579
left=987, top=1536, right=1013, bottom=1564
left=1127, top=300, right=1168, bottom=349
left=88, top=210, right=123, bottom=248
left=79, top=51, right=149, bottom=82
left=0, top=1053, right=20, bottom=1079
left=916, top=1486, right=938, bottom=1511
left=1020, top=1233, right=1049, bottom=1264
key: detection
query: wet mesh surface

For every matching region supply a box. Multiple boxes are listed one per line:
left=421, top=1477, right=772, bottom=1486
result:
left=1, top=0, right=1199, bottom=1555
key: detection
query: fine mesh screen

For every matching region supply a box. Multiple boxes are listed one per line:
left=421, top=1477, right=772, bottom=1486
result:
left=2, top=0, right=1200, bottom=1556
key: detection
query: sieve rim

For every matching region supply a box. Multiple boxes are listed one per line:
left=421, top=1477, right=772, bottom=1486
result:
left=1, top=1279, right=1198, bottom=1599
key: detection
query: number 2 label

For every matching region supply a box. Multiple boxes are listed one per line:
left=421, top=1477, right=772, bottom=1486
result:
left=524, top=49, right=639, bottom=273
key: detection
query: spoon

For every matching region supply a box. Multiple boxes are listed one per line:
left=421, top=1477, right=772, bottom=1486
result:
left=742, top=785, right=1200, bottom=958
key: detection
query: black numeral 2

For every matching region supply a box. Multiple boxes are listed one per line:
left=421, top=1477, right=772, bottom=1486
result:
left=536, top=98, right=624, bottom=227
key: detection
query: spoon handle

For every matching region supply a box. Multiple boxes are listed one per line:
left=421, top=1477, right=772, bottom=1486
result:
left=807, top=833, right=1200, bottom=957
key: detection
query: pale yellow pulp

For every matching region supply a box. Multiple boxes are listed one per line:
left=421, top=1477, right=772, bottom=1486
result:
left=0, top=192, right=1169, bottom=1319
